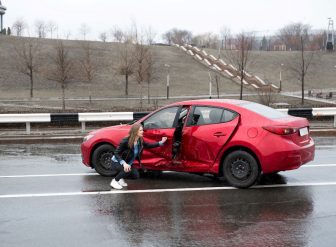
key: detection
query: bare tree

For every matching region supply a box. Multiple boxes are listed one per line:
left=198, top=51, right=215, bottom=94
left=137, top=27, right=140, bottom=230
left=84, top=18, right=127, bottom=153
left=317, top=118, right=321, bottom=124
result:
left=46, top=41, right=74, bottom=110
left=192, top=32, right=218, bottom=48
left=79, top=23, right=90, bottom=40
left=143, top=48, right=156, bottom=103
left=117, top=42, right=135, bottom=96
left=79, top=42, right=98, bottom=103
left=310, top=30, right=325, bottom=50
left=145, top=26, right=156, bottom=45
left=35, top=20, right=46, bottom=38
left=99, top=32, right=108, bottom=42
left=12, top=19, right=27, bottom=36
left=13, top=38, right=41, bottom=98
left=224, top=32, right=255, bottom=100
left=286, top=36, right=316, bottom=105
left=278, top=22, right=310, bottom=51
left=220, top=26, right=231, bottom=50
left=214, top=74, right=220, bottom=98
left=46, top=21, right=57, bottom=39
left=134, top=42, right=149, bottom=108
left=258, top=85, right=274, bottom=106
left=162, top=31, right=173, bottom=45
left=163, top=28, right=192, bottom=45
left=64, top=30, right=72, bottom=40
left=111, top=26, right=125, bottom=42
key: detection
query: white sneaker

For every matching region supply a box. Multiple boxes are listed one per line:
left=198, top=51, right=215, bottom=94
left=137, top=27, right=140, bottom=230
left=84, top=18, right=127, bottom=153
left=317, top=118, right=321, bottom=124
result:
left=118, top=178, right=128, bottom=187
left=110, top=179, right=122, bottom=189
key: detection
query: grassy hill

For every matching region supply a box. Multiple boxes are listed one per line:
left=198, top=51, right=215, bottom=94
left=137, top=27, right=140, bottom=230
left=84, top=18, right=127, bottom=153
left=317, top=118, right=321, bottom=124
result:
left=0, top=35, right=335, bottom=112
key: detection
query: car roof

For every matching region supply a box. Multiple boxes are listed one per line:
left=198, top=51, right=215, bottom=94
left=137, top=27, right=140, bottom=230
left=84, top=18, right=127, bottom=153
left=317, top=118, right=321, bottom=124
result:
left=168, top=99, right=249, bottom=107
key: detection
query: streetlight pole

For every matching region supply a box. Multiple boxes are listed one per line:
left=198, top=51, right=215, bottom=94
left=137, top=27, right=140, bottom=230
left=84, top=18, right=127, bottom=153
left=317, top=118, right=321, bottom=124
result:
left=208, top=71, right=213, bottom=99
left=164, top=64, right=170, bottom=99
left=280, top=63, right=284, bottom=92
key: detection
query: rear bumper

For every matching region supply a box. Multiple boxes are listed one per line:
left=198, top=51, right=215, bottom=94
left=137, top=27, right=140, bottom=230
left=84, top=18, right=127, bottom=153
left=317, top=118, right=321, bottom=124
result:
left=261, top=138, right=315, bottom=174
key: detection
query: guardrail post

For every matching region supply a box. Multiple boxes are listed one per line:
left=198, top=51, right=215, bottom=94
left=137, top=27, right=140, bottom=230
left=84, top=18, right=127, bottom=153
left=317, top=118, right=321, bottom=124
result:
left=26, top=122, right=31, bottom=135
left=81, top=122, right=86, bottom=133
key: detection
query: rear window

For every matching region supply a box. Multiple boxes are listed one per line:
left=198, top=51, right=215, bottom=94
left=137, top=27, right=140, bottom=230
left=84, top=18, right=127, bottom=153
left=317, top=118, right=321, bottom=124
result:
left=240, top=102, right=287, bottom=119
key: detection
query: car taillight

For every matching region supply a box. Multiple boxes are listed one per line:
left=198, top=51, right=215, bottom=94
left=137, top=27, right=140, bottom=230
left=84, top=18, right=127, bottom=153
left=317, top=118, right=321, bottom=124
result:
left=262, top=126, right=298, bottom=135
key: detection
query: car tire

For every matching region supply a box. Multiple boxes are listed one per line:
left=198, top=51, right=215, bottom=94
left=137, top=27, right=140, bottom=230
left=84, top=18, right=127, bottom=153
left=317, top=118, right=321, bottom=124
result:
left=92, top=144, right=117, bottom=176
left=222, top=150, right=260, bottom=188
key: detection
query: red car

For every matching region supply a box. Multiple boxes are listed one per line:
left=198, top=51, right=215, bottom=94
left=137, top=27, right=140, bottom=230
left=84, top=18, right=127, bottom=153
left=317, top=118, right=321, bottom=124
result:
left=81, top=99, right=315, bottom=188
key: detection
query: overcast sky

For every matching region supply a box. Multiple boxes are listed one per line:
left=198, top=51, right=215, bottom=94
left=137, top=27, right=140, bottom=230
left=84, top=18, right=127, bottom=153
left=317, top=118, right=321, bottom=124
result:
left=2, top=0, right=336, bottom=41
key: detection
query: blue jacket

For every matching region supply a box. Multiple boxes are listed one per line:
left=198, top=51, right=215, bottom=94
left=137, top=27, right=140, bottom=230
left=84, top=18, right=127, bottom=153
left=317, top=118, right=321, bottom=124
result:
left=113, top=137, right=162, bottom=166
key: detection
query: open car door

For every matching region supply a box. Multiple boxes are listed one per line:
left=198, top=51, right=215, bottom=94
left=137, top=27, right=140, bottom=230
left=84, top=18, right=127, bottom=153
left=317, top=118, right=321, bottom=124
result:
left=140, top=106, right=180, bottom=170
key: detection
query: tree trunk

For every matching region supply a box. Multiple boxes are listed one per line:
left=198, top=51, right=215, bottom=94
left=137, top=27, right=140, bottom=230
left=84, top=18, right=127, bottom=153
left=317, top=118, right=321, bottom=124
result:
left=139, top=83, right=143, bottom=110
left=215, top=75, right=220, bottom=98
left=147, top=81, right=150, bottom=104
left=301, top=74, right=305, bottom=105
left=125, top=74, right=129, bottom=96
left=301, top=36, right=305, bottom=105
left=240, top=70, right=244, bottom=100
left=62, top=83, right=65, bottom=110
left=30, top=70, right=34, bottom=98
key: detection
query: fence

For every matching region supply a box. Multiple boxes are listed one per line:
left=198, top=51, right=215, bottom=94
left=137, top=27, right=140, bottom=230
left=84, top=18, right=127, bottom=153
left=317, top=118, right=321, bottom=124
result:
left=0, top=108, right=335, bottom=135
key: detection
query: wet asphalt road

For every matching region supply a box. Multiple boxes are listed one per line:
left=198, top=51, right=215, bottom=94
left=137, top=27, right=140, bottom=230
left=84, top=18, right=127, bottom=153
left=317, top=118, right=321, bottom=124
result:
left=1, top=137, right=336, bottom=247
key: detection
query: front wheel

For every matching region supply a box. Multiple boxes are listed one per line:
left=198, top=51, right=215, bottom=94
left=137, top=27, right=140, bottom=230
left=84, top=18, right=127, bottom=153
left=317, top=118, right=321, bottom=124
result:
left=92, top=144, right=117, bottom=176
left=222, top=150, right=260, bottom=188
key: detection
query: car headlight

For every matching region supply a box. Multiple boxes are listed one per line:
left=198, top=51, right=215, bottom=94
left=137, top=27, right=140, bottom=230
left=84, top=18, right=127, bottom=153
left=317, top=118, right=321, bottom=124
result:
left=83, top=134, right=94, bottom=142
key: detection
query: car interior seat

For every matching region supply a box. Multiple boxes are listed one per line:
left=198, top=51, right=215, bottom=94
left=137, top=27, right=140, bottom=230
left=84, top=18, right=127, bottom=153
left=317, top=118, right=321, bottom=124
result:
left=209, top=109, right=222, bottom=124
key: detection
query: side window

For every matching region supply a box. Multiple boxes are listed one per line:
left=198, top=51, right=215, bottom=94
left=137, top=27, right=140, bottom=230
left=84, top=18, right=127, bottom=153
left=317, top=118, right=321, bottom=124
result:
left=143, top=106, right=179, bottom=129
left=188, top=106, right=238, bottom=126
left=221, top=110, right=238, bottom=123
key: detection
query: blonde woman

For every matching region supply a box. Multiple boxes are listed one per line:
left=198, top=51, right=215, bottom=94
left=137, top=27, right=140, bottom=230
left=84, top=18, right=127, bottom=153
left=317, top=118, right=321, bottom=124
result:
left=110, top=123, right=167, bottom=189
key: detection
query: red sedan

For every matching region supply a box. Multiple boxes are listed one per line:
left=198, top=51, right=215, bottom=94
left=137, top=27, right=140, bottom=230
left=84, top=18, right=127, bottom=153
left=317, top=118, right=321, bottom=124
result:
left=81, top=99, right=315, bottom=188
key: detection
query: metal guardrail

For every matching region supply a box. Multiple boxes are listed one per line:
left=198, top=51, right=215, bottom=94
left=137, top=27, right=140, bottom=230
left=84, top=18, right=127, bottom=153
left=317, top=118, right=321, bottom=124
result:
left=0, top=108, right=335, bottom=135
left=0, top=112, right=149, bottom=134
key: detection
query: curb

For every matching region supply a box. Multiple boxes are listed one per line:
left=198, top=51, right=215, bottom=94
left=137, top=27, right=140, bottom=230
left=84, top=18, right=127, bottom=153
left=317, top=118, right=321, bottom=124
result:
left=310, top=129, right=336, bottom=136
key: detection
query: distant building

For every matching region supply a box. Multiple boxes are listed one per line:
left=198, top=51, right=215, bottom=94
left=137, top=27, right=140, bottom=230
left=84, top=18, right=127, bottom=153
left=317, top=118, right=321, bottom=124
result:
left=273, top=40, right=286, bottom=51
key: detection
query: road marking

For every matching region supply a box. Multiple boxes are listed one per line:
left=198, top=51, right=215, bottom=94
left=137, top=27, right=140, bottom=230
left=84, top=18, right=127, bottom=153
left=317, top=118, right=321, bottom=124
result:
left=0, top=173, right=99, bottom=178
left=1, top=164, right=336, bottom=178
left=2, top=181, right=336, bottom=199
left=303, top=164, right=336, bottom=168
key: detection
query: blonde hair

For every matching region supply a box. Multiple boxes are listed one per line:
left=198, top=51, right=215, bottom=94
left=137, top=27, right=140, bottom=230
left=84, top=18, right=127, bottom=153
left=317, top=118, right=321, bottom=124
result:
left=128, top=123, right=143, bottom=148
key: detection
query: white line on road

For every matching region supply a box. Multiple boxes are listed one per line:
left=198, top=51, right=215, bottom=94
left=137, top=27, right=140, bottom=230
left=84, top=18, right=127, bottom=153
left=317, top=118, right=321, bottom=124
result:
left=0, top=163, right=336, bottom=179
left=1, top=163, right=336, bottom=179
left=2, top=181, right=336, bottom=199
left=304, top=164, right=336, bottom=167
left=0, top=173, right=99, bottom=178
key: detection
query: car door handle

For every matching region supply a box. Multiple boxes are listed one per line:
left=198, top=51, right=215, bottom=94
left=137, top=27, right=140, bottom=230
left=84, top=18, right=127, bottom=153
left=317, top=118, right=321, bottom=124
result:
left=213, top=132, right=226, bottom=137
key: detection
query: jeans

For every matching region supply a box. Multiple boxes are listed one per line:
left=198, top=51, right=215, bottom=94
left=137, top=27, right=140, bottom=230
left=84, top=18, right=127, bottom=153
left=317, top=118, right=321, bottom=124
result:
left=112, top=161, right=140, bottom=181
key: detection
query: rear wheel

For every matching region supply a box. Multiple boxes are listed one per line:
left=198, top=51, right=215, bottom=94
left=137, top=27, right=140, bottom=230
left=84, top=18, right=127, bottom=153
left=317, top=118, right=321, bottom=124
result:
left=92, top=144, right=117, bottom=176
left=222, top=150, right=260, bottom=188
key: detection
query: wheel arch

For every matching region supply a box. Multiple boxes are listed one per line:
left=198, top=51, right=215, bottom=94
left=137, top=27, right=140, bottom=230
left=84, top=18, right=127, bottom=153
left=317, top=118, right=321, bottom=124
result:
left=218, top=145, right=262, bottom=177
left=90, top=142, right=115, bottom=167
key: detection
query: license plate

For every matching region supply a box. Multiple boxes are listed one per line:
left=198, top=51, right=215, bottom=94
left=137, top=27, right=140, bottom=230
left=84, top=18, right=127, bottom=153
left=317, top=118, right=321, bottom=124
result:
left=299, top=127, right=308, bottom=136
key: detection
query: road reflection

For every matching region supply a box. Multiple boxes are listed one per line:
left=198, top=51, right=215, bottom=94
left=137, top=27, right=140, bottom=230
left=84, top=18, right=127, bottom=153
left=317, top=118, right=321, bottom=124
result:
left=88, top=180, right=313, bottom=246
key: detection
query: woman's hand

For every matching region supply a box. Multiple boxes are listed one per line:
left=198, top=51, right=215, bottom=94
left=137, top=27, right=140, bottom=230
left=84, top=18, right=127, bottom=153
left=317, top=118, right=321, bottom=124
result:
left=123, top=163, right=131, bottom=172
left=161, top=137, right=168, bottom=143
